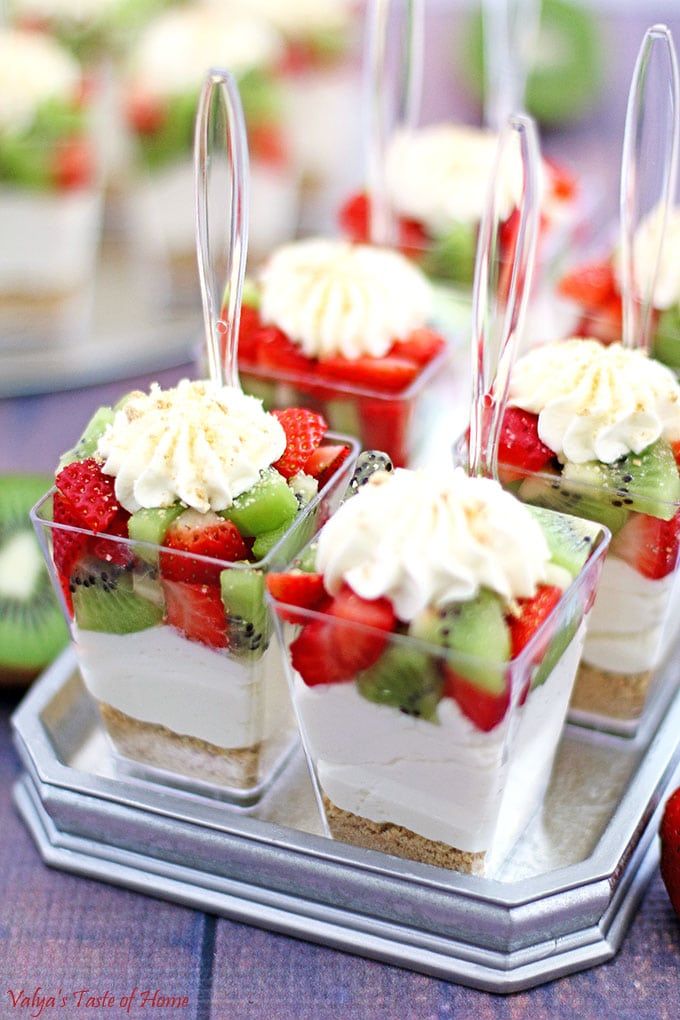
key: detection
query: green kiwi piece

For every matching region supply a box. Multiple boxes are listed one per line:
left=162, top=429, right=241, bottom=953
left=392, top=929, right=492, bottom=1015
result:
left=409, top=588, right=510, bottom=693
left=422, top=222, right=477, bottom=285
left=532, top=614, right=580, bottom=689
left=562, top=439, right=680, bottom=521
left=527, top=505, right=601, bottom=578
left=128, top=504, right=185, bottom=563
left=0, top=474, right=68, bottom=677
left=653, top=306, right=680, bottom=370
left=251, top=517, right=297, bottom=561
left=220, top=567, right=269, bottom=658
left=57, top=405, right=115, bottom=470
left=221, top=468, right=298, bottom=537
left=518, top=475, right=629, bottom=535
left=287, top=472, right=319, bottom=509
left=291, top=542, right=319, bottom=574
left=72, top=563, right=163, bottom=635
left=357, top=646, right=443, bottom=721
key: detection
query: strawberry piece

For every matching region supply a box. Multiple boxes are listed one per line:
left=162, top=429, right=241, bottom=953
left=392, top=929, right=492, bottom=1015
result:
left=303, top=444, right=351, bottom=488
left=161, top=517, right=251, bottom=584
left=272, top=407, right=328, bottom=479
left=55, top=458, right=121, bottom=533
left=90, top=508, right=133, bottom=567
left=671, top=441, right=680, bottom=467
left=508, top=585, right=563, bottom=659
left=52, top=491, right=89, bottom=613
left=660, top=787, right=680, bottom=916
left=235, top=304, right=263, bottom=363
left=544, top=157, right=578, bottom=202
left=53, top=138, right=94, bottom=190
left=318, top=355, right=419, bottom=394
left=162, top=579, right=227, bottom=649
left=290, top=620, right=352, bottom=684
left=256, top=326, right=315, bottom=376
left=389, top=327, right=446, bottom=366
left=126, top=92, right=166, bottom=135
left=443, top=668, right=510, bottom=732
left=558, top=260, right=619, bottom=308
left=267, top=571, right=327, bottom=625
left=249, top=123, right=287, bottom=167
left=326, top=584, right=395, bottom=674
left=398, top=216, right=429, bottom=258
left=358, top=398, right=411, bottom=468
left=338, top=191, right=370, bottom=243
left=499, top=407, right=554, bottom=475
left=610, top=510, right=680, bottom=581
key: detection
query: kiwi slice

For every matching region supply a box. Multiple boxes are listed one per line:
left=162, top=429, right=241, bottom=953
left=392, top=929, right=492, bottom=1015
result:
left=526, top=505, right=601, bottom=578
left=292, top=542, right=319, bottom=574
left=220, top=567, right=269, bottom=658
left=518, top=475, right=629, bottom=535
left=128, top=504, right=185, bottom=564
left=57, top=405, right=114, bottom=470
left=0, top=474, right=68, bottom=680
left=251, top=518, right=296, bottom=561
left=409, top=588, right=510, bottom=693
left=357, top=646, right=443, bottom=721
left=653, top=306, right=680, bottom=370
left=562, top=440, right=680, bottom=522
left=221, top=469, right=298, bottom=537
left=532, top=614, right=580, bottom=689
left=422, top=222, right=477, bottom=285
left=72, top=562, right=163, bottom=634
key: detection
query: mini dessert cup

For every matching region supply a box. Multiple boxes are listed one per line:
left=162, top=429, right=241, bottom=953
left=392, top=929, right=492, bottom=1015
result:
left=269, top=526, right=608, bottom=875
left=31, top=434, right=358, bottom=801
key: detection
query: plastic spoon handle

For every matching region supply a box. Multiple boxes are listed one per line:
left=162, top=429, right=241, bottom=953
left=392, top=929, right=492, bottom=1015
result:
left=364, top=0, right=423, bottom=246
left=469, top=114, right=541, bottom=479
left=482, top=0, right=539, bottom=130
left=620, top=24, right=679, bottom=352
left=195, top=68, right=250, bottom=389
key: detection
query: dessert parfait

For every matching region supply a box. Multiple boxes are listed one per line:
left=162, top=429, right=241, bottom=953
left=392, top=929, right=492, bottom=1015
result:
left=267, top=464, right=608, bottom=874
left=340, top=123, right=578, bottom=291
left=32, top=378, right=357, bottom=795
left=488, top=338, right=680, bottom=729
left=558, top=206, right=680, bottom=371
left=234, top=238, right=449, bottom=467
left=10, top=0, right=163, bottom=61
left=0, top=27, right=101, bottom=346
left=124, top=3, right=298, bottom=303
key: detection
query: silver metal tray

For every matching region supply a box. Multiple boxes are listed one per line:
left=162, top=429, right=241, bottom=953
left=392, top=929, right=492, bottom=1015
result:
left=12, top=649, right=680, bottom=993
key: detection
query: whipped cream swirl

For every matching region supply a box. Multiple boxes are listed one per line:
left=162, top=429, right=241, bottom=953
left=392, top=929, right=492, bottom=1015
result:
left=97, top=379, right=286, bottom=514
left=509, top=339, right=680, bottom=464
left=615, top=204, right=680, bottom=310
left=258, top=239, right=433, bottom=360
left=0, top=29, right=80, bottom=134
left=316, top=468, right=552, bottom=621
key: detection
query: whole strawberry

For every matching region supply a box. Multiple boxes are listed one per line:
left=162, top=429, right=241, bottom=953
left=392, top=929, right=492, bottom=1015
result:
left=660, top=787, right=680, bottom=916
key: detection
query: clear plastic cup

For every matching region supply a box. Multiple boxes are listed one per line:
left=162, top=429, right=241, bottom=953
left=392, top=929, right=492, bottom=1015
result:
left=30, top=434, right=358, bottom=802
left=269, top=523, right=609, bottom=875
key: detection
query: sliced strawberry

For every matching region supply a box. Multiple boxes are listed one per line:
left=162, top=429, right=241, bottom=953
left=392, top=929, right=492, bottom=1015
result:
left=508, top=585, right=563, bottom=659
left=398, top=216, right=429, bottom=258
left=671, top=441, right=680, bottom=467
left=358, top=398, right=411, bottom=468
left=318, top=355, right=419, bottom=395
left=272, top=407, right=328, bottom=479
left=338, top=191, right=370, bottom=243
left=389, top=327, right=446, bottom=366
left=55, top=458, right=121, bottom=533
left=326, top=584, right=396, bottom=674
left=610, top=510, right=680, bottom=580
left=53, top=138, right=94, bottom=190
left=162, top=579, right=227, bottom=649
left=256, top=326, right=315, bottom=376
left=660, top=787, right=680, bottom=916
left=558, top=260, right=619, bottom=308
left=304, top=444, right=351, bottom=488
left=290, top=619, right=352, bottom=684
left=443, top=668, right=510, bottom=732
left=160, top=516, right=251, bottom=584
left=126, top=92, right=166, bottom=135
left=267, top=571, right=327, bottom=625
left=499, top=407, right=554, bottom=475
left=90, top=508, right=133, bottom=567
left=235, top=304, right=263, bottom=363
left=52, top=491, right=89, bottom=613
left=249, top=123, right=287, bottom=167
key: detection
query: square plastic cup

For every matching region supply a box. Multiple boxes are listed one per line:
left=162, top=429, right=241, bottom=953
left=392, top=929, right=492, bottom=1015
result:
left=453, top=433, right=680, bottom=736
left=268, top=524, right=609, bottom=876
left=30, top=434, right=359, bottom=804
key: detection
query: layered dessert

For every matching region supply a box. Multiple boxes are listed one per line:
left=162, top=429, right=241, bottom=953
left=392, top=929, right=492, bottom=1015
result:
left=340, top=123, right=577, bottom=289
left=124, top=3, right=298, bottom=301
left=0, top=28, right=101, bottom=346
left=234, top=238, right=448, bottom=466
left=559, top=205, right=680, bottom=371
left=498, top=338, right=680, bottom=725
left=33, top=379, right=355, bottom=793
left=267, top=466, right=607, bottom=873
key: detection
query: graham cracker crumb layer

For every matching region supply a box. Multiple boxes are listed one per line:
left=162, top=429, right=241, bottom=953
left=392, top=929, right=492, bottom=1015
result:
left=99, top=702, right=260, bottom=789
left=571, top=662, right=653, bottom=721
left=323, top=796, right=485, bottom=875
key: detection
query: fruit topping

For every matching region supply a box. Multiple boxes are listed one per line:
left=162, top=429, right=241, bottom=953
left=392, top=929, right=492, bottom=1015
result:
left=128, top=505, right=185, bottom=562
left=303, top=444, right=352, bottom=489
left=267, top=571, right=326, bottom=610
left=389, top=327, right=446, bottom=365
left=610, top=508, right=680, bottom=580
left=347, top=450, right=394, bottom=497
left=499, top=407, right=554, bottom=474
left=220, top=568, right=269, bottom=658
left=358, top=398, right=411, bottom=468
left=162, top=579, right=227, bottom=649
left=272, top=408, right=328, bottom=479
left=558, top=259, right=618, bottom=308
left=256, top=327, right=316, bottom=376
left=357, top=646, right=443, bottom=720
left=519, top=475, right=629, bottom=535
left=508, top=585, right=562, bottom=658
left=660, top=787, right=680, bottom=917
left=442, top=668, right=510, bottom=732
left=525, top=506, right=601, bottom=578
left=318, top=355, right=419, bottom=394
left=221, top=468, right=298, bottom=536
left=160, top=510, right=250, bottom=584
left=55, top=458, right=121, bottom=533
left=72, top=561, right=162, bottom=635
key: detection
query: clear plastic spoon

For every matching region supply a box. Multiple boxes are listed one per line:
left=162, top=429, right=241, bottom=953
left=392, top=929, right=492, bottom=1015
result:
left=194, top=68, right=250, bottom=388
left=620, top=24, right=679, bottom=352
left=364, top=0, right=423, bottom=246
left=468, top=114, right=541, bottom=479
left=482, top=0, right=539, bottom=131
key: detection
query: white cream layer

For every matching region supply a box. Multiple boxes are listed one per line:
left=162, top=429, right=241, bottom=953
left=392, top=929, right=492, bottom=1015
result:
left=583, top=556, right=680, bottom=673
left=294, top=631, right=582, bottom=855
left=76, top=624, right=291, bottom=749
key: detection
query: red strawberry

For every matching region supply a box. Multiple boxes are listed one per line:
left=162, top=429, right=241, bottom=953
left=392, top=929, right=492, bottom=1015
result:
left=256, top=326, right=315, bottom=376
left=660, top=787, right=680, bottom=916
left=126, top=92, right=166, bottom=135
left=272, top=407, right=328, bottom=479
left=267, top=571, right=328, bottom=625
left=319, top=355, right=419, bottom=394
left=53, top=138, right=94, bottom=190
left=443, top=668, right=510, bottom=732
left=508, top=585, right=563, bottom=659
left=52, top=491, right=88, bottom=613
left=160, top=515, right=251, bottom=584
left=290, top=619, right=352, bottom=684
left=90, top=508, right=133, bottom=567
left=671, top=441, right=680, bottom=467
left=610, top=510, right=680, bottom=581
left=249, top=123, right=287, bottom=167
left=303, top=444, right=351, bottom=488
left=398, top=216, right=429, bottom=258
left=55, top=458, right=121, bottom=533
left=499, top=407, right=554, bottom=475
left=358, top=397, right=411, bottom=468
left=326, top=584, right=395, bottom=674
left=558, top=260, right=619, bottom=308
left=234, top=304, right=262, bottom=363
left=162, top=579, right=227, bottom=649
left=389, top=327, right=446, bottom=366
left=544, top=157, right=578, bottom=202
left=338, top=191, right=370, bottom=243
